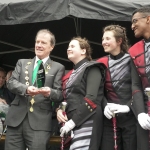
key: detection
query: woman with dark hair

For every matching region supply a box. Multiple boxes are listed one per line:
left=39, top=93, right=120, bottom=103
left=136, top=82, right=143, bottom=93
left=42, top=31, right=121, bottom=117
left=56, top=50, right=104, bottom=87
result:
left=56, top=37, right=105, bottom=150
left=97, top=25, right=145, bottom=150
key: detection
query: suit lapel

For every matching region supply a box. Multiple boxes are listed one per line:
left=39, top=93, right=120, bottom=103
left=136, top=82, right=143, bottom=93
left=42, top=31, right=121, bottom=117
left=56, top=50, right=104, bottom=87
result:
left=44, top=58, right=53, bottom=86
left=44, top=57, right=52, bottom=69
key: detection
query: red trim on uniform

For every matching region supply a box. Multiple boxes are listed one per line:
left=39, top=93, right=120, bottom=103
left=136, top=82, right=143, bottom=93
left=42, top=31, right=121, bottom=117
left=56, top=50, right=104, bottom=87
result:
left=97, top=56, right=120, bottom=102
left=132, top=90, right=141, bottom=95
left=84, top=97, right=97, bottom=109
left=129, top=40, right=150, bottom=89
left=97, top=56, right=109, bottom=68
left=62, top=70, right=73, bottom=101
left=129, top=40, right=144, bottom=58
left=62, top=70, right=73, bottom=82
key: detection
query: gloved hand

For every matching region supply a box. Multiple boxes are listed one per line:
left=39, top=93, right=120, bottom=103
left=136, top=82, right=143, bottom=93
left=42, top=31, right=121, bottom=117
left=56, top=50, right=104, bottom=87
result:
left=60, top=119, right=75, bottom=137
left=104, top=105, right=114, bottom=119
left=107, top=103, right=130, bottom=114
left=138, top=113, right=150, bottom=130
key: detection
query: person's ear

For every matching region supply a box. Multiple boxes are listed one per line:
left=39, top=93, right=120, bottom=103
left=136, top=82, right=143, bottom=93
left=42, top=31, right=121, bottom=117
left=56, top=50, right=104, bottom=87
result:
left=81, top=49, right=86, bottom=55
left=50, top=46, right=54, bottom=52
left=146, top=16, right=150, bottom=24
left=117, top=38, right=122, bottom=45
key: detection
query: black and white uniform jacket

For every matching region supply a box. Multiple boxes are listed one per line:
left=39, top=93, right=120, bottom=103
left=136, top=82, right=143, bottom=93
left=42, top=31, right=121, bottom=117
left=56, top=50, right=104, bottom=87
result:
left=97, top=53, right=145, bottom=119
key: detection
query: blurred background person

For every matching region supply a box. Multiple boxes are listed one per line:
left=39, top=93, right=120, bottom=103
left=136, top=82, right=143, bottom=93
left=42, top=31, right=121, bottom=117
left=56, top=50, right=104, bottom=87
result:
left=0, top=68, right=14, bottom=105
left=0, top=67, right=14, bottom=135
left=6, top=70, right=13, bottom=83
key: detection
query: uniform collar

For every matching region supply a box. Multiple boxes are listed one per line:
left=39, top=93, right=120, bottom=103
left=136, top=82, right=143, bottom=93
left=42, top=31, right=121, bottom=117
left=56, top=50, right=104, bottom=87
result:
left=144, top=38, right=150, bottom=43
left=74, top=58, right=89, bottom=70
left=110, top=52, right=125, bottom=60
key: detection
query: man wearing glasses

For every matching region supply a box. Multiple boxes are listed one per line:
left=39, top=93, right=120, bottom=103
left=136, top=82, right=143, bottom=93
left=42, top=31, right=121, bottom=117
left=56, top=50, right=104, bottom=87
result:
left=129, top=6, right=150, bottom=150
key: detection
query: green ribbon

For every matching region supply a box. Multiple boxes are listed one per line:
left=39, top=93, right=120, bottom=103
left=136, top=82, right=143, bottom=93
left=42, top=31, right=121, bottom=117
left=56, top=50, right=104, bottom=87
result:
left=32, top=60, right=42, bottom=85
left=32, top=60, right=54, bottom=106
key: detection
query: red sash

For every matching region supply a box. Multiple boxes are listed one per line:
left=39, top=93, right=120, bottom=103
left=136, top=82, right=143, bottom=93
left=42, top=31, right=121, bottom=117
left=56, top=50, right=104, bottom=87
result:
left=129, top=40, right=150, bottom=89
left=62, top=70, right=73, bottom=100
left=97, top=56, right=119, bottom=102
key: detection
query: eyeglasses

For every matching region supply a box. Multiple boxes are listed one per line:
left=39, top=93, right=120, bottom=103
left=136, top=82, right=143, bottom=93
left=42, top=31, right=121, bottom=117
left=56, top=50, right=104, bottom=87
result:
left=132, top=16, right=147, bottom=24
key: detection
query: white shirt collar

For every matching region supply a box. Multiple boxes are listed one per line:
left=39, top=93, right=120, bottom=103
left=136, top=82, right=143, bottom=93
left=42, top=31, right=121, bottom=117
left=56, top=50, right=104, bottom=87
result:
left=34, top=56, right=49, bottom=68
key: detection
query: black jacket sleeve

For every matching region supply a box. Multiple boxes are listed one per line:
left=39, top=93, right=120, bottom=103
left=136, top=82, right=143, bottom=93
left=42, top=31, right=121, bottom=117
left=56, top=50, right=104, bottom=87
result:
left=129, top=59, right=145, bottom=118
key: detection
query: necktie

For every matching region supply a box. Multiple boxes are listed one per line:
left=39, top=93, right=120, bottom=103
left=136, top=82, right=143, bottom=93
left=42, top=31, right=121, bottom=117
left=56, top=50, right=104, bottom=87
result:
left=30, top=60, right=44, bottom=113
left=32, top=60, right=42, bottom=85
left=36, top=61, right=45, bottom=88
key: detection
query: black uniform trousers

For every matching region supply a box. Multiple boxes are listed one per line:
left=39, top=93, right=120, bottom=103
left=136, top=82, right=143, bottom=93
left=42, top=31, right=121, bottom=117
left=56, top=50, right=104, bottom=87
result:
left=137, top=123, right=149, bottom=150
left=100, top=113, right=137, bottom=150
left=5, top=115, right=51, bottom=150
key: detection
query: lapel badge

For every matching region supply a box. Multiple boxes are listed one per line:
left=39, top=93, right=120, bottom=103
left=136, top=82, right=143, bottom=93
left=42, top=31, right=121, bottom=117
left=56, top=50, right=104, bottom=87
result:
left=47, top=65, right=50, bottom=70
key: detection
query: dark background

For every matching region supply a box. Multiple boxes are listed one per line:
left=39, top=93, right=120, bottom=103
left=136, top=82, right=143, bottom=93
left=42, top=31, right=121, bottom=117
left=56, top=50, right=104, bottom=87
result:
left=0, top=0, right=148, bottom=72
left=0, top=17, right=141, bottom=72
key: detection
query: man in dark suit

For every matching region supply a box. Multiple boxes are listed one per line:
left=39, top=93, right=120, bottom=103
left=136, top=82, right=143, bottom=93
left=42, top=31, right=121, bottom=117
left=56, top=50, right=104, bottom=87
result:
left=5, top=29, right=65, bottom=150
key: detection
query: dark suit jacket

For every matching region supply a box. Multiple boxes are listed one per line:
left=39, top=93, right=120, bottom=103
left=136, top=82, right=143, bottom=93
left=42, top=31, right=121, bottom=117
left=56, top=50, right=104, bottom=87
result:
left=0, top=86, right=15, bottom=105
left=5, top=57, right=65, bottom=131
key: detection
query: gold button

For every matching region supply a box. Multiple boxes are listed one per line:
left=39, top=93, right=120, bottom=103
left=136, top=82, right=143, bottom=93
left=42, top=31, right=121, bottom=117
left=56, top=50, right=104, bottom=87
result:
left=26, top=82, right=29, bottom=85
left=25, top=71, right=28, bottom=74
left=30, top=107, right=33, bottom=112
left=25, top=76, right=29, bottom=80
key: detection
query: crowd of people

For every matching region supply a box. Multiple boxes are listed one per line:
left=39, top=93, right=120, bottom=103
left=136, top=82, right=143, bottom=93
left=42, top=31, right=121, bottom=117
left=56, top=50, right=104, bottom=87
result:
left=1, top=5, right=150, bottom=150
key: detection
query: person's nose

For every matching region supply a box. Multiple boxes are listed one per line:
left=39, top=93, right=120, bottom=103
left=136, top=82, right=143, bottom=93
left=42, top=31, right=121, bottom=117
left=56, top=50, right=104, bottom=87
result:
left=131, top=23, right=135, bottom=30
left=102, top=40, right=106, bottom=46
left=67, top=47, right=71, bottom=52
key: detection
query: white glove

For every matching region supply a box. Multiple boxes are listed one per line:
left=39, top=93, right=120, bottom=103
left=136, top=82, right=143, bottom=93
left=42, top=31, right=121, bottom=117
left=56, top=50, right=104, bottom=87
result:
left=104, top=105, right=114, bottom=119
left=107, top=103, right=130, bottom=114
left=138, top=113, right=150, bottom=130
left=60, top=119, right=75, bottom=137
